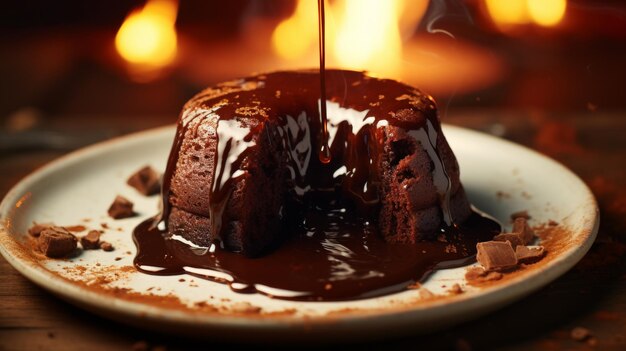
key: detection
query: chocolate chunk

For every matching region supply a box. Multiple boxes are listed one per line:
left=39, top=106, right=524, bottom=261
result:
left=476, top=241, right=518, bottom=271
left=512, top=217, right=535, bottom=244
left=127, top=166, right=161, bottom=196
left=229, top=302, right=262, bottom=314
left=516, top=245, right=545, bottom=261
left=28, top=222, right=52, bottom=237
left=38, top=226, right=77, bottom=257
left=493, top=233, right=524, bottom=248
left=107, top=196, right=134, bottom=219
left=80, top=230, right=101, bottom=250
left=100, top=241, right=114, bottom=252
left=571, top=327, right=591, bottom=341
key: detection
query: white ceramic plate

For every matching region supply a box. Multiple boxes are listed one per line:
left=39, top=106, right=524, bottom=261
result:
left=0, top=125, right=598, bottom=342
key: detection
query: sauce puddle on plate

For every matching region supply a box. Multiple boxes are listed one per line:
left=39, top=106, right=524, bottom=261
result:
left=133, top=206, right=500, bottom=301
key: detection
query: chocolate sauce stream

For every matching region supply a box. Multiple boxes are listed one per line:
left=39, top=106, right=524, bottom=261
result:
left=318, top=0, right=331, bottom=164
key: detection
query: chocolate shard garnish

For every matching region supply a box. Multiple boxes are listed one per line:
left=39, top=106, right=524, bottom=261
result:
left=493, top=233, right=524, bottom=248
left=476, top=241, right=517, bottom=271
left=38, top=226, right=77, bottom=258
left=127, top=166, right=161, bottom=196
left=107, top=196, right=135, bottom=219
left=515, top=245, right=545, bottom=261
left=28, top=222, right=52, bottom=237
left=512, top=217, right=535, bottom=244
left=80, top=230, right=101, bottom=250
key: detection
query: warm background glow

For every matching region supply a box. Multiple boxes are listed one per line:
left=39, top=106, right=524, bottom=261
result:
left=271, top=0, right=428, bottom=78
left=115, top=0, right=178, bottom=69
left=527, top=0, right=567, bottom=27
left=485, top=0, right=566, bottom=28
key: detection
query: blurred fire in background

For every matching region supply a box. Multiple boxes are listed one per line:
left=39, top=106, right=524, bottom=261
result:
left=115, top=0, right=179, bottom=81
left=485, top=0, right=567, bottom=28
left=1, top=0, right=625, bottom=142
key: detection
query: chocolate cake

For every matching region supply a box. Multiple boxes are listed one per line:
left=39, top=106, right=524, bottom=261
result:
left=159, top=70, right=471, bottom=257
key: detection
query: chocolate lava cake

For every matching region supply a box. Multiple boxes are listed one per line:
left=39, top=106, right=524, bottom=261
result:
left=160, top=70, right=471, bottom=256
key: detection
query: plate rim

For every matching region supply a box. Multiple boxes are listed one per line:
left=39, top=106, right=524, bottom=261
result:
left=0, top=124, right=599, bottom=334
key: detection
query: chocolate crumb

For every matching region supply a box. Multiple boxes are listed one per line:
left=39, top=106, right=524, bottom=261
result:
left=127, top=166, right=161, bottom=196
left=510, top=210, right=531, bottom=220
left=115, top=257, right=122, bottom=261
left=407, top=282, right=421, bottom=289
left=229, top=302, right=262, bottom=314
left=448, top=283, right=464, bottom=295
left=108, top=196, right=135, bottom=219
left=65, top=225, right=86, bottom=232
left=28, top=222, right=52, bottom=237
left=493, top=233, right=524, bottom=248
left=515, top=245, right=545, bottom=261
left=132, top=341, right=149, bottom=351
left=419, top=288, right=435, bottom=299
left=465, top=267, right=503, bottom=283
left=101, top=223, right=109, bottom=229
left=38, top=226, right=77, bottom=258
left=100, top=241, right=114, bottom=252
left=548, top=220, right=559, bottom=226
left=476, top=241, right=517, bottom=271
left=80, top=230, right=101, bottom=250
left=178, top=278, right=185, bottom=282
left=571, top=327, right=591, bottom=341
left=496, top=191, right=511, bottom=199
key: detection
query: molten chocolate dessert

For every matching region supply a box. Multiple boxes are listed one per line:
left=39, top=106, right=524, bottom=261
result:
left=133, top=70, right=501, bottom=301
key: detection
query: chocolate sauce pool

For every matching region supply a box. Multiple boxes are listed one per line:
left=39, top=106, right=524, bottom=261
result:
left=134, top=207, right=499, bottom=301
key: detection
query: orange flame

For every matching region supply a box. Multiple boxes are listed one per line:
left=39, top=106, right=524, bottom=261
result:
left=485, top=0, right=566, bottom=28
left=115, top=0, right=179, bottom=79
left=272, top=0, right=428, bottom=78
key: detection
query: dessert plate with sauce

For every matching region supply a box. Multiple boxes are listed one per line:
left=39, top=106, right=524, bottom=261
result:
left=0, top=125, right=599, bottom=341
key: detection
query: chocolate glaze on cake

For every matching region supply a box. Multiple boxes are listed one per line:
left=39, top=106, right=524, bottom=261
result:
left=132, top=69, right=501, bottom=301
left=160, top=70, right=472, bottom=255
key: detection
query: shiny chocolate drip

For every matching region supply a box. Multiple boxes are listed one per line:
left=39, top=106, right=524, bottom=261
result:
left=134, top=209, right=500, bottom=301
left=318, top=0, right=331, bottom=164
left=159, top=71, right=456, bottom=244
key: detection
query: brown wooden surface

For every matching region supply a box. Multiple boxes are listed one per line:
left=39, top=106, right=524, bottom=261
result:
left=1, top=111, right=625, bottom=351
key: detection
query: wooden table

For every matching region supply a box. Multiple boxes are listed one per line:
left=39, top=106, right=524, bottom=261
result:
left=1, top=111, right=625, bottom=351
